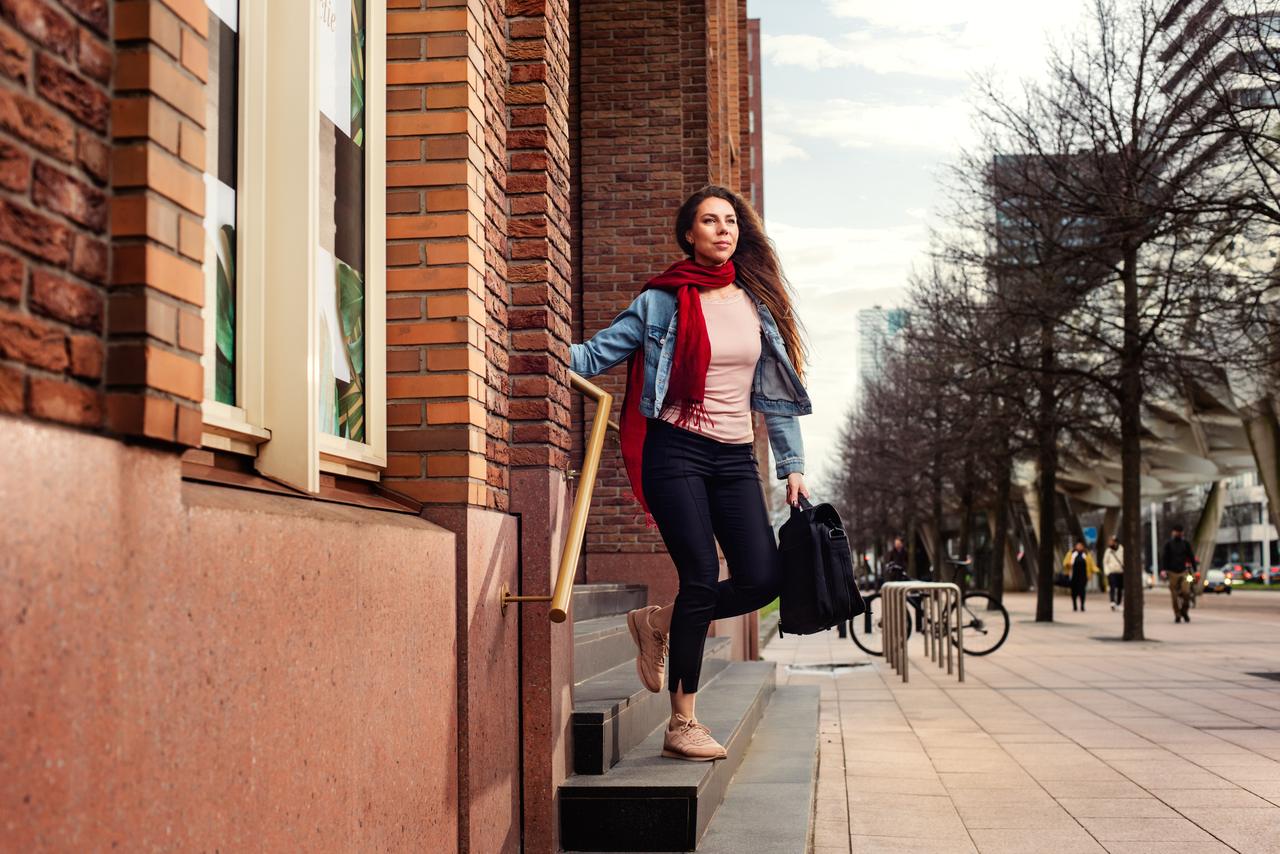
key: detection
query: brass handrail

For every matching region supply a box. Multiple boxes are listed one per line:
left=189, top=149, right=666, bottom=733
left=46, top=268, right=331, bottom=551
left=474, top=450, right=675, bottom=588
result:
left=501, top=371, right=614, bottom=622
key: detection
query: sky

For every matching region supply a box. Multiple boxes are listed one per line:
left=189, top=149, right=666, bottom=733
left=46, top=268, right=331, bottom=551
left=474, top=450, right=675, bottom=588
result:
left=749, top=0, right=1093, bottom=487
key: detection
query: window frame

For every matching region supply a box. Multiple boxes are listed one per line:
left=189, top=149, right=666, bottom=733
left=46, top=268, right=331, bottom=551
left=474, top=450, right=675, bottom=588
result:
left=199, top=0, right=387, bottom=492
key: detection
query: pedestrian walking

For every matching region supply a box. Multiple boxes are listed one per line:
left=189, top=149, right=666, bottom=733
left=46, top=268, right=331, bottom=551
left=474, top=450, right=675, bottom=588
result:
left=1104, top=535, right=1125, bottom=610
left=570, top=185, right=810, bottom=762
left=1161, top=524, right=1197, bottom=623
left=1062, top=540, right=1098, bottom=612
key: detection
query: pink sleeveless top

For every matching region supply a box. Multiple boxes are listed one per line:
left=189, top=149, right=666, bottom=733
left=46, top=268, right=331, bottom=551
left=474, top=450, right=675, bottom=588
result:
left=660, top=288, right=761, bottom=444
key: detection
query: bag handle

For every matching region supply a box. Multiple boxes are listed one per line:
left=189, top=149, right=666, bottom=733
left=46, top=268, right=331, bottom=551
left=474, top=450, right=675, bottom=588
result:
left=790, top=495, right=814, bottom=515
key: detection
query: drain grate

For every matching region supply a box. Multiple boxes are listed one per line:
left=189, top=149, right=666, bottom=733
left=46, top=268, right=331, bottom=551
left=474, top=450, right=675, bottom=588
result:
left=785, top=662, right=872, bottom=676
left=1246, top=672, right=1280, bottom=682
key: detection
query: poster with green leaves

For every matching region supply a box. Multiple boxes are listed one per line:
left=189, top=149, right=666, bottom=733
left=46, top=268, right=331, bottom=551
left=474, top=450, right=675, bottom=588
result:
left=215, top=224, right=236, bottom=404
left=318, top=0, right=367, bottom=444
left=204, top=5, right=238, bottom=406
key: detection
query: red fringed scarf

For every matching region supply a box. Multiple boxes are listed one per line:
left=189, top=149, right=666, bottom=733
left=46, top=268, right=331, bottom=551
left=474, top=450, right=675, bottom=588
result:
left=621, top=259, right=737, bottom=523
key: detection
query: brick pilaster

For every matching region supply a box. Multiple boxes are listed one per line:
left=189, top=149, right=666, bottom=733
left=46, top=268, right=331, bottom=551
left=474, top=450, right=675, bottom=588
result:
left=481, top=0, right=510, bottom=509
left=384, top=0, right=494, bottom=506
left=506, top=0, right=571, bottom=478
left=108, top=0, right=206, bottom=444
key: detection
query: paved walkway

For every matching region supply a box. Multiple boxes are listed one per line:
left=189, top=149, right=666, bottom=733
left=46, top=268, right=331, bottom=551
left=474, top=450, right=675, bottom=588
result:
left=763, top=590, right=1280, bottom=854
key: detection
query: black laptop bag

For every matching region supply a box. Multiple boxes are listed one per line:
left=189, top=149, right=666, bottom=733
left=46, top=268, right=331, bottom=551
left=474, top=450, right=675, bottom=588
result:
left=777, top=496, right=865, bottom=635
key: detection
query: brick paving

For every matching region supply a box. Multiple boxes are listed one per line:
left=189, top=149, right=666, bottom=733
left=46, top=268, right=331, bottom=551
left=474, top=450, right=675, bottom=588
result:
left=763, top=590, right=1280, bottom=854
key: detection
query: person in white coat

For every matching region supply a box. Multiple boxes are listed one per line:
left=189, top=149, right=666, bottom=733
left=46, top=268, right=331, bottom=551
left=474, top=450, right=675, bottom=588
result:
left=1104, top=536, right=1125, bottom=610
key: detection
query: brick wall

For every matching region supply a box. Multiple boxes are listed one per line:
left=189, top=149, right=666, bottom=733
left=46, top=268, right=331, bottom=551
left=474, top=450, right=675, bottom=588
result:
left=0, top=0, right=113, bottom=431
left=574, top=0, right=753, bottom=565
left=0, top=0, right=211, bottom=446
left=576, top=0, right=684, bottom=559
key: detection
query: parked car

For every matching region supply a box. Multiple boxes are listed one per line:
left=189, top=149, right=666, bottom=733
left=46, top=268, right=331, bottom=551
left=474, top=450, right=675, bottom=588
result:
left=1203, top=568, right=1232, bottom=594
left=1230, top=563, right=1257, bottom=581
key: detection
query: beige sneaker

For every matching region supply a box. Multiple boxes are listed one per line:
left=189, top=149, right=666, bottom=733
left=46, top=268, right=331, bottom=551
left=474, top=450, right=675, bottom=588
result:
left=627, top=605, right=667, bottom=693
left=662, top=714, right=727, bottom=761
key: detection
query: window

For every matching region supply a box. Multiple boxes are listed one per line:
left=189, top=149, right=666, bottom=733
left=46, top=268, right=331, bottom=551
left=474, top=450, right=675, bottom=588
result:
left=199, top=0, right=386, bottom=493
left=1224, top=503, right=1263, bottom=527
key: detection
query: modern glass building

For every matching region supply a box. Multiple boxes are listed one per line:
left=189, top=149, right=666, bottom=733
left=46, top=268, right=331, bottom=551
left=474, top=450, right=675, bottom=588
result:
left=856, top=305, right=908, bottom=401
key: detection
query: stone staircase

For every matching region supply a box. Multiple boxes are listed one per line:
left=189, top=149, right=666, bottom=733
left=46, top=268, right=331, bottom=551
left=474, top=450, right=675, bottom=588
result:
left=562, top=584, right=820, bottom=853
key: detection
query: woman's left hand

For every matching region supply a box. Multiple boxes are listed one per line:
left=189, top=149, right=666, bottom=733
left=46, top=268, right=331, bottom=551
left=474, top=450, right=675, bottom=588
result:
left=785, top=473, right=810, bottom=508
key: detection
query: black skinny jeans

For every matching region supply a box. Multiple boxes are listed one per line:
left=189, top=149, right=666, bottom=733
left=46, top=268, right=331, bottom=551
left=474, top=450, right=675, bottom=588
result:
left=642, top=419, right=782, bottom=693
left=1108, top=572, right=1124, bottom=607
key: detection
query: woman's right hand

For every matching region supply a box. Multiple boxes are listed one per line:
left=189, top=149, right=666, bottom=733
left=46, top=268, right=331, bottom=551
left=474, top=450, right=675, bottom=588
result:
left=785, top=472, right=809, bottom=507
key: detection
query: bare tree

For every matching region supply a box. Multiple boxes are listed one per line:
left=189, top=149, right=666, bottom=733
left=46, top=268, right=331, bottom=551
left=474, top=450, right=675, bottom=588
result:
left=944, top=0, right=1272, bottom=639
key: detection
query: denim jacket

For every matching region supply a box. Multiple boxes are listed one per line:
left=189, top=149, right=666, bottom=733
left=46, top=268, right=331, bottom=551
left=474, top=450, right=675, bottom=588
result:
left=570, top=287, right=810, bottom=479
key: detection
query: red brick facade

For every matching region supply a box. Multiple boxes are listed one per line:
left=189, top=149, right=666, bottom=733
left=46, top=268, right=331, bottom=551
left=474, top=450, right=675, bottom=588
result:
left=1, top=1, right=762, bottom=850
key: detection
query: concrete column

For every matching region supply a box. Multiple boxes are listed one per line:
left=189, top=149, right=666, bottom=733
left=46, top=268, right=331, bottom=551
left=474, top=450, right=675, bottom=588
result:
left=1243, top=402, right=1280, bottom=536
left=1263, top=494, right=1271, bottom=585
left=1192, top=480, right=1227, bottom=573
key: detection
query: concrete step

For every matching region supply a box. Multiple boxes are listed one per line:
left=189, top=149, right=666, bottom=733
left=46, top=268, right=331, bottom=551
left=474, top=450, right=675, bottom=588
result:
left=572, top=636, right=731, bottom=776
left=698, top=685, right=821, bottom=854
left=574, top=615, right=635, bottom=685
left=560, top=660, right=776, bottom=852
left=573, top=583, right=649, bottom=622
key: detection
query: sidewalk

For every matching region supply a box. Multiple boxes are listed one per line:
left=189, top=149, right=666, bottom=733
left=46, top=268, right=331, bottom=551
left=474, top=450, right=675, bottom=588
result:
left=762, top=590, right=1280, bottom=854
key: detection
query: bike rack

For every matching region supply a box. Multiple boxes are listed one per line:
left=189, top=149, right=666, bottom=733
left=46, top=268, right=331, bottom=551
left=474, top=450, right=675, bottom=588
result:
left=880, top=581, right=965, bottom=683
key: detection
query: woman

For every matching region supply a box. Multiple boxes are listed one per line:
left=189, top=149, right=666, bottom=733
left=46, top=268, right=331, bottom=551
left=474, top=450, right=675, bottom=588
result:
left=1062, top=540, right=1099, bottom=612
left=1104, top=535, right=1124, bottom=611
left=571, top=185, right=810, bottom=761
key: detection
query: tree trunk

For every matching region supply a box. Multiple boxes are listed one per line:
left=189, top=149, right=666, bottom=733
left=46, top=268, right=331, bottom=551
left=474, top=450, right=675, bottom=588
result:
left=957, top=458, right=975, bottom=591
left=1036, top=321, right=1058, bottom=622
left=906, top=516, right=917, bottom=580
left=990, top=456, right=1011, bottom=607
left=931, top=463, right=944, bottom=582
left=1120, top=241, right=1146, bottom=641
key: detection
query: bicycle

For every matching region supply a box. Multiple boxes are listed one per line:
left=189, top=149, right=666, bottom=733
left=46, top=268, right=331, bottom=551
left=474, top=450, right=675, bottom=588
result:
left=849, top=563, right=1010, bottom=657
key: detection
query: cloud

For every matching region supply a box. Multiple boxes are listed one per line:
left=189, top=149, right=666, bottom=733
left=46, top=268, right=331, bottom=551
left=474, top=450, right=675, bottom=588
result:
left=764, top=219, right=925, bottom=481
left=760, top=1, right=1087, bottom=82
left=824, top=0, right=995, bottom=29
left=760, top=34, right=863, bottom=74
left=762, top=32, right=984, bottom=80
left=763, top=128, right=809, bottom=164
left=767, top=95, right=973, bottom=153
left=766, top=220, right=928, bottom=301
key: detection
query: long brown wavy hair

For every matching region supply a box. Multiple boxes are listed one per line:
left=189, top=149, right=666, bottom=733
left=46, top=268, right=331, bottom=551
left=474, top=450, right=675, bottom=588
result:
left=675, top=185, right=807, bottom=379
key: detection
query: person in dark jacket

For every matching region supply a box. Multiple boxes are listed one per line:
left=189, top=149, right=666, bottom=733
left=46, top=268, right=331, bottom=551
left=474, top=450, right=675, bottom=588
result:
left=1162, top=524, right=1197, bottom=623
left=885, top=537, right=909, bottom=580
